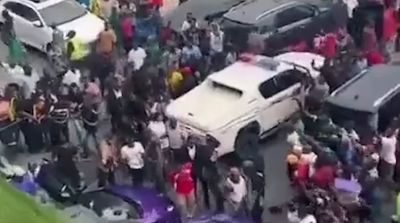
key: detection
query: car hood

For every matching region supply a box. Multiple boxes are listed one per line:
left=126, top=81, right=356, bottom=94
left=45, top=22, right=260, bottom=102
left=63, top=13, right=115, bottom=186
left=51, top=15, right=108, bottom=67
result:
left=108, top=185, right=177, bottom=222
left=57, top=13, right=104, bottom=43
left=166, top=85, right=243, bottom=132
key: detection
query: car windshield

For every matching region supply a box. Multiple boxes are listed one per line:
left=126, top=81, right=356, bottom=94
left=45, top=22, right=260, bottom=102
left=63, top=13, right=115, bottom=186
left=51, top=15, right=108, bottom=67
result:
left=39, top=0, right=86, bottom=26
left=77, top=191, right=142, bottom=221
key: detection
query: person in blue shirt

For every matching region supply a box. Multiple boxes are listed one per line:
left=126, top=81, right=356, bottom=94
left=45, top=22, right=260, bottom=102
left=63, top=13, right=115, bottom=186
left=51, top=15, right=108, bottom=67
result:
left=181, top=40, right=202, bottom=67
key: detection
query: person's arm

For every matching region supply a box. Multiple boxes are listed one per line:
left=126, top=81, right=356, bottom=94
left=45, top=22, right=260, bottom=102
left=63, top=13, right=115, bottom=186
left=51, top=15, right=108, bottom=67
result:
left=66, top=42, right=74, bottom=59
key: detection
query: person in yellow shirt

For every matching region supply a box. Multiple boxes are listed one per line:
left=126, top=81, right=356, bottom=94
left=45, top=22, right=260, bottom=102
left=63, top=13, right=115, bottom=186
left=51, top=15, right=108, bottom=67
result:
left=168, top=69, right=183, bottom=98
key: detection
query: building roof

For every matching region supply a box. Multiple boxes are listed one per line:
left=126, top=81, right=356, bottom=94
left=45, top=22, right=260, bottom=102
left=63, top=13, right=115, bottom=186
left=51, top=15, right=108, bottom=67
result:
left=327, top=65, right=400, bottom=113
left=208, top=55, right=293, bottom=92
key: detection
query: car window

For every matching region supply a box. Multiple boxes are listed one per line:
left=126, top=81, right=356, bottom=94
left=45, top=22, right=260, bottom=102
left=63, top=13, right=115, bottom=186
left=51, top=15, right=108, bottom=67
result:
left=77, top=191, right=142, bottom=221
left=4, top=2, right=40, bottom=22
left=209, top=81, right=243, bottom=97
left=275, top=6, right=314, bottom=28
left=39, top=0, right=86, bottom=26
left=259, top=78, right=280, bottom=98
left=275, top=69, right=304, bottom=89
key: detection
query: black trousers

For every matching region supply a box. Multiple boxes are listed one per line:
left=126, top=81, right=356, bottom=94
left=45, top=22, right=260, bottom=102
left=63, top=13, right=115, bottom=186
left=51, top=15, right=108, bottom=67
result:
left=129, top=168, right=144, bottom=186
left=192, top=173, right=211, bottom=209
left=97, top=168, right=115, bottom=188
left=50, top=122, right=69, bottom=146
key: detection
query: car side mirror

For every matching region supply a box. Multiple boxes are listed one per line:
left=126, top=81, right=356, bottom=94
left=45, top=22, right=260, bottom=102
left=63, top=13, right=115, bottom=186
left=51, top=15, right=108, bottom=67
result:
left=32, top=20, right=43, bottom=28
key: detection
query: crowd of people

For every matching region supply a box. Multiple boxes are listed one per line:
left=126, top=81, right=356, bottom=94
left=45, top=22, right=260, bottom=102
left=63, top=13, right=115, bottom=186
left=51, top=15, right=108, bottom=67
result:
left=0, top=0, right=399, bottom=222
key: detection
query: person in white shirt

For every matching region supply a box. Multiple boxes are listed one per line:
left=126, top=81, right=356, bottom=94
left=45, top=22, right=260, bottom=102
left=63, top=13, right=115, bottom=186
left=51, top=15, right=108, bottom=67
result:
left=127, top=44, right=147, bottom=71
left=181, top=12, right=198, bottom=32
left=379, top=128, right=398, bottom=181
left=225, top=167, right=247, bottom=214
left=1, top=63, right=39, bottom=98
left=209, top=23, right=224, bottom=54
left=62, top=68, right=81, bottom=86
left=167, top=119, right=185, bottom=163
left=148, top=113, right=168, bottom=150
left=121, top=138, right=145, bottom=186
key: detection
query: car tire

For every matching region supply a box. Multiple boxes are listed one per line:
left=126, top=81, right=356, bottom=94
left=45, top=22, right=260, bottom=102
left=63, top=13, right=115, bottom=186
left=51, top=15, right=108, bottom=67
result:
left=234, top=123, right=260, bottom=160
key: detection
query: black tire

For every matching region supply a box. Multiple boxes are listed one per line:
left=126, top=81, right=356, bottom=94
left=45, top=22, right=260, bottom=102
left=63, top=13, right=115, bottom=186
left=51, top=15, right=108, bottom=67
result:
left=234, top=123, right=260, bottom=160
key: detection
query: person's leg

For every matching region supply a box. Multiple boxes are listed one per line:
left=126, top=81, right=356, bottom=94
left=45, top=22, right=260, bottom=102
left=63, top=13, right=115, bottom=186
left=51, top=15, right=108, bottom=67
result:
left=97, top=168, right=107, bottom=188
left=107, top=170, right=116, bottom=185
left=176, top=193, right=188, bottom=218
left=200, top=178, right=210, bottom=209
left=81, top=128, right=90, bottom=158
left=186, top=190, right=196, bottom=218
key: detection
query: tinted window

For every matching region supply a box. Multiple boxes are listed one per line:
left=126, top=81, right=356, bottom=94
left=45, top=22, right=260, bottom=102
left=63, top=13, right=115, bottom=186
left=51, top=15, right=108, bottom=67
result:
left=4, top=2, right=40, bottom=22
left=259, top=78, right=280, bottom=98
left=276, top=69, right=304, bottom=90
left=77, top=191, right=142, bottom=221
left=275, top=6, right=314, bottom=28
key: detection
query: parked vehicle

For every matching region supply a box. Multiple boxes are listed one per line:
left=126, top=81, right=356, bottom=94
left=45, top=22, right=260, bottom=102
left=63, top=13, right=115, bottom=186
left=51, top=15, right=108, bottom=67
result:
left=166, top=52, right=323, bottom=158
left=0, top=0, right=104, bottom=52
left=220, top=0, right=347, bottom=55
left=77, top=185, right=181, bottom=222
left=35, top=158, right=85, bottom=202
left=326, top=65, right=400, bottom=141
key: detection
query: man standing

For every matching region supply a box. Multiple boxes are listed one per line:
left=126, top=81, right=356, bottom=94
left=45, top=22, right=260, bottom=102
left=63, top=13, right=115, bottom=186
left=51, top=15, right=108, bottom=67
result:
left=167, top=119, right=184, bottom=164
left=121, top=137, right=145, bottom=186
left=379, top=128, right=398, bottom=183
left=97, top=21, right=117, bottom=56
left=65, top=31, right=89, bottom=69
left=107, top=76, right=124, bottom=133
left=98, top=134, right=118, bottom=187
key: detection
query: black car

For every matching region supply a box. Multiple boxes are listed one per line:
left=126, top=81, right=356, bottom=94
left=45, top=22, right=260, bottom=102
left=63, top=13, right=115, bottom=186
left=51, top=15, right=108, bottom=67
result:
left=220, top=0, right=348, bottom=55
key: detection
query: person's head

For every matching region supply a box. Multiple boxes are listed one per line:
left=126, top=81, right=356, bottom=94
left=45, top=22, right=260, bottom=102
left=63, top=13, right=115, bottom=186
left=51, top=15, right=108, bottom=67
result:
left=126, top=137, right=134, bottom=147
left=70, top=83, right=79, bottom=93
left=23, top=65, right=32, bottom=77
left=228, top=167, right=241, bottom=183
left=2, top=10, right=10, bottom=20
left=104, top=21, right=110, bottom=30
left=169, top=118, right=177, bottom=129
left=211, top=22, right=219, bottom=33
left=366, top=18, right=375, bottom=28
left=292, top=145, right=303, bottom=156
left=186, top=12, right=193, bottom=21
left=153, top=113, right=163, bottom=122
left=66, top=30, right=76, bottom=39
left=385, top=127, right=398, bottom=137
left=185, top=40, right=193, bottom=48
left=35, top=96, right=46, bottom=110
left=187, top=135, right=196, bottom=147
left=189, top=18, right=197, bottom=26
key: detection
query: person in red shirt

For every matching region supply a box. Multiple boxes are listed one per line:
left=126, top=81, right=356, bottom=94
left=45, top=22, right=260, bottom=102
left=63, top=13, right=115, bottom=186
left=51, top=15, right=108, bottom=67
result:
left=312, top=165, right=336, bottom=189
left=295, top=159, right=310, bottom=185
left=322, top=33, right=337, bottom=59
left=173, top=162, right=196, bottom=218
left=383, top=1, right=397, bottom=56
left=121, top=14, right=134, bottom=52
left=160, top=21, right=173, bottom=45
left=366, top=50, right=385, bottom=65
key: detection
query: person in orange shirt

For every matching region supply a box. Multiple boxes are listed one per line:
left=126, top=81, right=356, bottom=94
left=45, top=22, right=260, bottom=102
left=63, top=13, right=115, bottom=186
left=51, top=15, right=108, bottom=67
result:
left=97, top=21, right=117, bottom=56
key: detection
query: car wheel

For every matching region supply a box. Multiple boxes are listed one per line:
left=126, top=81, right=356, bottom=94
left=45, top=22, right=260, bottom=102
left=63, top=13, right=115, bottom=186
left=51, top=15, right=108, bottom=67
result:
left=234, top=124, right=259, bottom=160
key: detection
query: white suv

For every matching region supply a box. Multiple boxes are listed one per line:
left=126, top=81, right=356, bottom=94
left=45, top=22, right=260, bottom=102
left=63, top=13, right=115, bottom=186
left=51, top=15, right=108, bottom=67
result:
left=166, top=52, right=324, bottom=158
left=0, top=0, right=104, bottom=52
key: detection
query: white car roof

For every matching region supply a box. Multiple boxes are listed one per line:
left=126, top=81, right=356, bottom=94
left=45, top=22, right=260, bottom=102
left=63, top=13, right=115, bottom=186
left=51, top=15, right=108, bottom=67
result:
left=208, top=55, right=295, bottom=92
left=6, top=0, right=66, bottom=10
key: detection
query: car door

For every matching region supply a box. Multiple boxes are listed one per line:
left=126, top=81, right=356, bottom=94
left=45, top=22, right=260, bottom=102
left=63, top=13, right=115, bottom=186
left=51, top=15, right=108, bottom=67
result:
left=274, top=69, right=306, bottom=120
left=3, top=2, right=47, bottom=49
left=271, top=4, right=317, bottom=51
left=258, top=77, right=289, bottom=132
